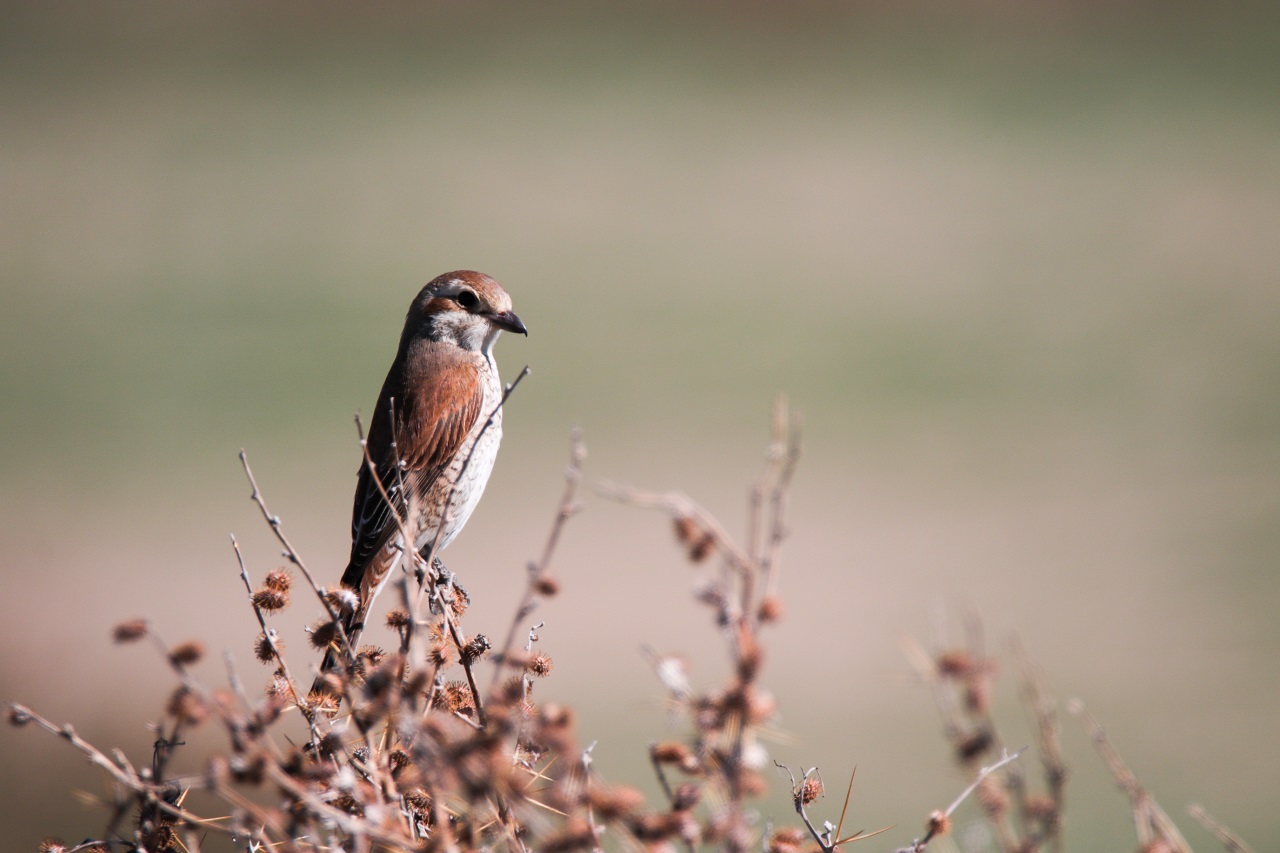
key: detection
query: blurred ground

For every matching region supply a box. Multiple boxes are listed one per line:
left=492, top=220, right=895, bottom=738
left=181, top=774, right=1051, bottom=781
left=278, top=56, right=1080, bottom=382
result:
left=1, top=2, right=1278, bottom=849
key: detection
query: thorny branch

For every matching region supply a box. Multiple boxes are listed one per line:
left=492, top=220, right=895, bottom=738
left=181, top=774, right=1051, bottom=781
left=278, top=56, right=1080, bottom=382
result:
left=490, top=428, right=585, bottom=694
left=11, top=400, right=1244, bottom=853
left=1069, top=698, right=1192, bottom=853
left=1188, top=803, right=1256, bottom=853
left=240, top=449, right=358, bottom=671
left=231, top=534, right=315, bottom=728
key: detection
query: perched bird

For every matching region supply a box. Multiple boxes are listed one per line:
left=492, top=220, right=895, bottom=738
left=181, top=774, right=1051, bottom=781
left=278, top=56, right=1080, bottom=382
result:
left=312, top=271, right=526, bottom=694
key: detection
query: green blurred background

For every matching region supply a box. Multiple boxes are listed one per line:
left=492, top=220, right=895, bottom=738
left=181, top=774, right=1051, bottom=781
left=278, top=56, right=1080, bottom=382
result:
left=2, top=2, right=1278, bottom=849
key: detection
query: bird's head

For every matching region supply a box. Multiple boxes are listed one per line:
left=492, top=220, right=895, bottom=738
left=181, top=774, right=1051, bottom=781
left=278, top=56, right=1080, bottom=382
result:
left=403, top=270, right=527, bottom=356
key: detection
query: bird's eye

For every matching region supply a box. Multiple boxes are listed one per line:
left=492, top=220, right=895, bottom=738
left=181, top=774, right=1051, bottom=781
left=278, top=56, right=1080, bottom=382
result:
left=456, top=289, right=480, bottom=310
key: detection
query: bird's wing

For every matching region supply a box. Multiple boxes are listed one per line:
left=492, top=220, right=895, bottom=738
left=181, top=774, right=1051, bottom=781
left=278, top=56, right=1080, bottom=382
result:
left=341, top=356, right=485, bottom=592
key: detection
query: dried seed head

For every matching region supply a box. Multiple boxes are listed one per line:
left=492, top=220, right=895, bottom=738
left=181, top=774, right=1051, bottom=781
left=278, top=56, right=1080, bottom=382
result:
left=357, top=645, right=387, bottom=667
left=956, top=728, right=994, bottom=762
left=799, top=775, right=823, bottom=806
left=308, top=671, right=344, bottom=703
left=965, top=674, right=992, bottom=714
left=740, top=769, right=768, bottom=798
left=426, top=635, right=454, bottom=667
left=671, top=783, right=702, bottom=811
left=650, top=741, right=690, bottom=764
left=266, top=673, right=296, bottom=704
left=757, top=593, right=785, bottom=623
left=168, top=640, right=205, bottom=667
left=308, top=619, right=339, bottom=651
left=167, top=686, right=210, bottom=725
left=540, top=702, right=574, bottom=728
left=673, top=514, right=716, bottom=562
left=767, top=827, right=807, bottom=853
left=936, top=650, right=974, bottom=678
left=112, top=618, right=149, bottom=643
left=385, top=608, right=412, bottom=629
left=332, top=791, right=364, bottom=816
left=695, top=582, right=725, bottom=610
left=588, top=784, right=647, bottom=820
left=1024, top=792, right=1057, bottom=822
left=527, top=651, right=554, bottom=677
left=735, top=624, right=763, bottom=681
left=460, top=634, right=492, bottom=667
left=388, top=747, right=411, bottom=775
left=37, top=838, right=67, bottom=853
left=403, top=787, right=431, bottom=815
left=533, top=574, right=560, bottom=596
left=537, top=702, right=576, bottom=752
left=263, top=568, right=293, bottom=592
left=747, top=689, right=777, bottom=724
left=540, top=818, right=596, bottom=853
left=254, top=631, right=278, bottom=663
left=230, top=751, right=268, bottom=785
left=650, top=741, right=700, bottom=774
left=325, top=585, right=360, bottom=616
left=207, top=755, right=231, bottom=788
left=448, top=587, right=471, bottom=620
left=630, top=812, right=682, bottom=842
left=439, top=680, right=475, bottom=716
left=8, top=704, right=32, bottom=727
left=251, top=587, right=289, bottom=613
left=926, top=810, right=951, bottom=837
left=314, top=731, right=344, bottom=759
left=693, top=695, right=726, bottom=735
left=977, top=776, right=1009, bottom=816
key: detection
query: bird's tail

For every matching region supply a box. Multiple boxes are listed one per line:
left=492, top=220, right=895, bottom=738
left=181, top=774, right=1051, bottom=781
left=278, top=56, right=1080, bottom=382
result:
left=308, top=599, right=367, bottom=701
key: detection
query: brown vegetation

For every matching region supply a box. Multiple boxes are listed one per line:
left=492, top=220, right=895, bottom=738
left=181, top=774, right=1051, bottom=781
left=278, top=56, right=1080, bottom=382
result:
left=9, top=401, right=1252, bottom=853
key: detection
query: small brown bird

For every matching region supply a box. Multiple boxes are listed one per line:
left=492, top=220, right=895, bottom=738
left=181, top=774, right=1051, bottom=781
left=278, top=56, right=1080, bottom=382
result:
left=313, top=271, right=526, bottom=692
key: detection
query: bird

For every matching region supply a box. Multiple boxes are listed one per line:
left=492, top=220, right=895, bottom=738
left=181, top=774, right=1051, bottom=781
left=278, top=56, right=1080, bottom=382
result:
left=311, top=270, right=526, bottom=696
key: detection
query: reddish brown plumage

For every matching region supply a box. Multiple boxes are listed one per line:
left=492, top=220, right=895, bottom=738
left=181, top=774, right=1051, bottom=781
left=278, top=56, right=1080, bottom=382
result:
left=312, top=271, right=524, bottom=696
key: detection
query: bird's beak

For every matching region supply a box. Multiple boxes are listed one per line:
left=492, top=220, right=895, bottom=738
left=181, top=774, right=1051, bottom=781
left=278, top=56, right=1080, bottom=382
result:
left=485, top=310, right=528, bottom=336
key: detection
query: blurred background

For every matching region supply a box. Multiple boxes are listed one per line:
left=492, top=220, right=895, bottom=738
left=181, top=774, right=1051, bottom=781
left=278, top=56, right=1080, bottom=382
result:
left=2, top=1, right=1277, bottom=849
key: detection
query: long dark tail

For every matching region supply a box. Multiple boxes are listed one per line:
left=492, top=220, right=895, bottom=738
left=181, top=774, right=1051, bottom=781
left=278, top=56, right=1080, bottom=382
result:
left=308, top=580, right=368, bottom=699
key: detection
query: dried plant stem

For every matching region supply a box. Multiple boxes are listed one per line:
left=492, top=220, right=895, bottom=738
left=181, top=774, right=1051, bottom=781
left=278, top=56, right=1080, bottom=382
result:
left=1012, top=635, right=1067, bottom=852
left=942, top=747, right=1026, bottom=821
left=490, top=429, right=584, bottom=694
left=1188, top=803, right=1256, bottom=853
left=752, top=396, right=802, bottom=605
left=596, top=483, right=754, bottom=588
left=776, top=763, right=891, bottom=852
left=1069, top=699, right=1192, bottom=853
left=891, top=748, right=1025, bottom=853
left=10, top=704, right=254, bottom=844
left=231, top=534, right=315, bottom=725
left=240, top=449, right=358, bottom=668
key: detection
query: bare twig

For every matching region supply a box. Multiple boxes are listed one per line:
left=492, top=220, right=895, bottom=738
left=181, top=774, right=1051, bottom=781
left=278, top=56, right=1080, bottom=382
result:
left=943, top=747, right=1026, bottom=819
left=1012, top=635, right=1067, bottom=852
left=490, top=429, right=585, bottom=694
left=893, top=748, right=1026, bottom=853
left=239, top=450, right=357, bottom=669
left=9, top=704, right=250, bottom=843
left=756, top=396, right=802, bottom=606
left=1188, top=803, right=1256, bottom=853
left=231, top=534, right=315, bottom=726
left=776, top=762, right=890, bottom=851
left=1069, top=699, right=1192, bottom=853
